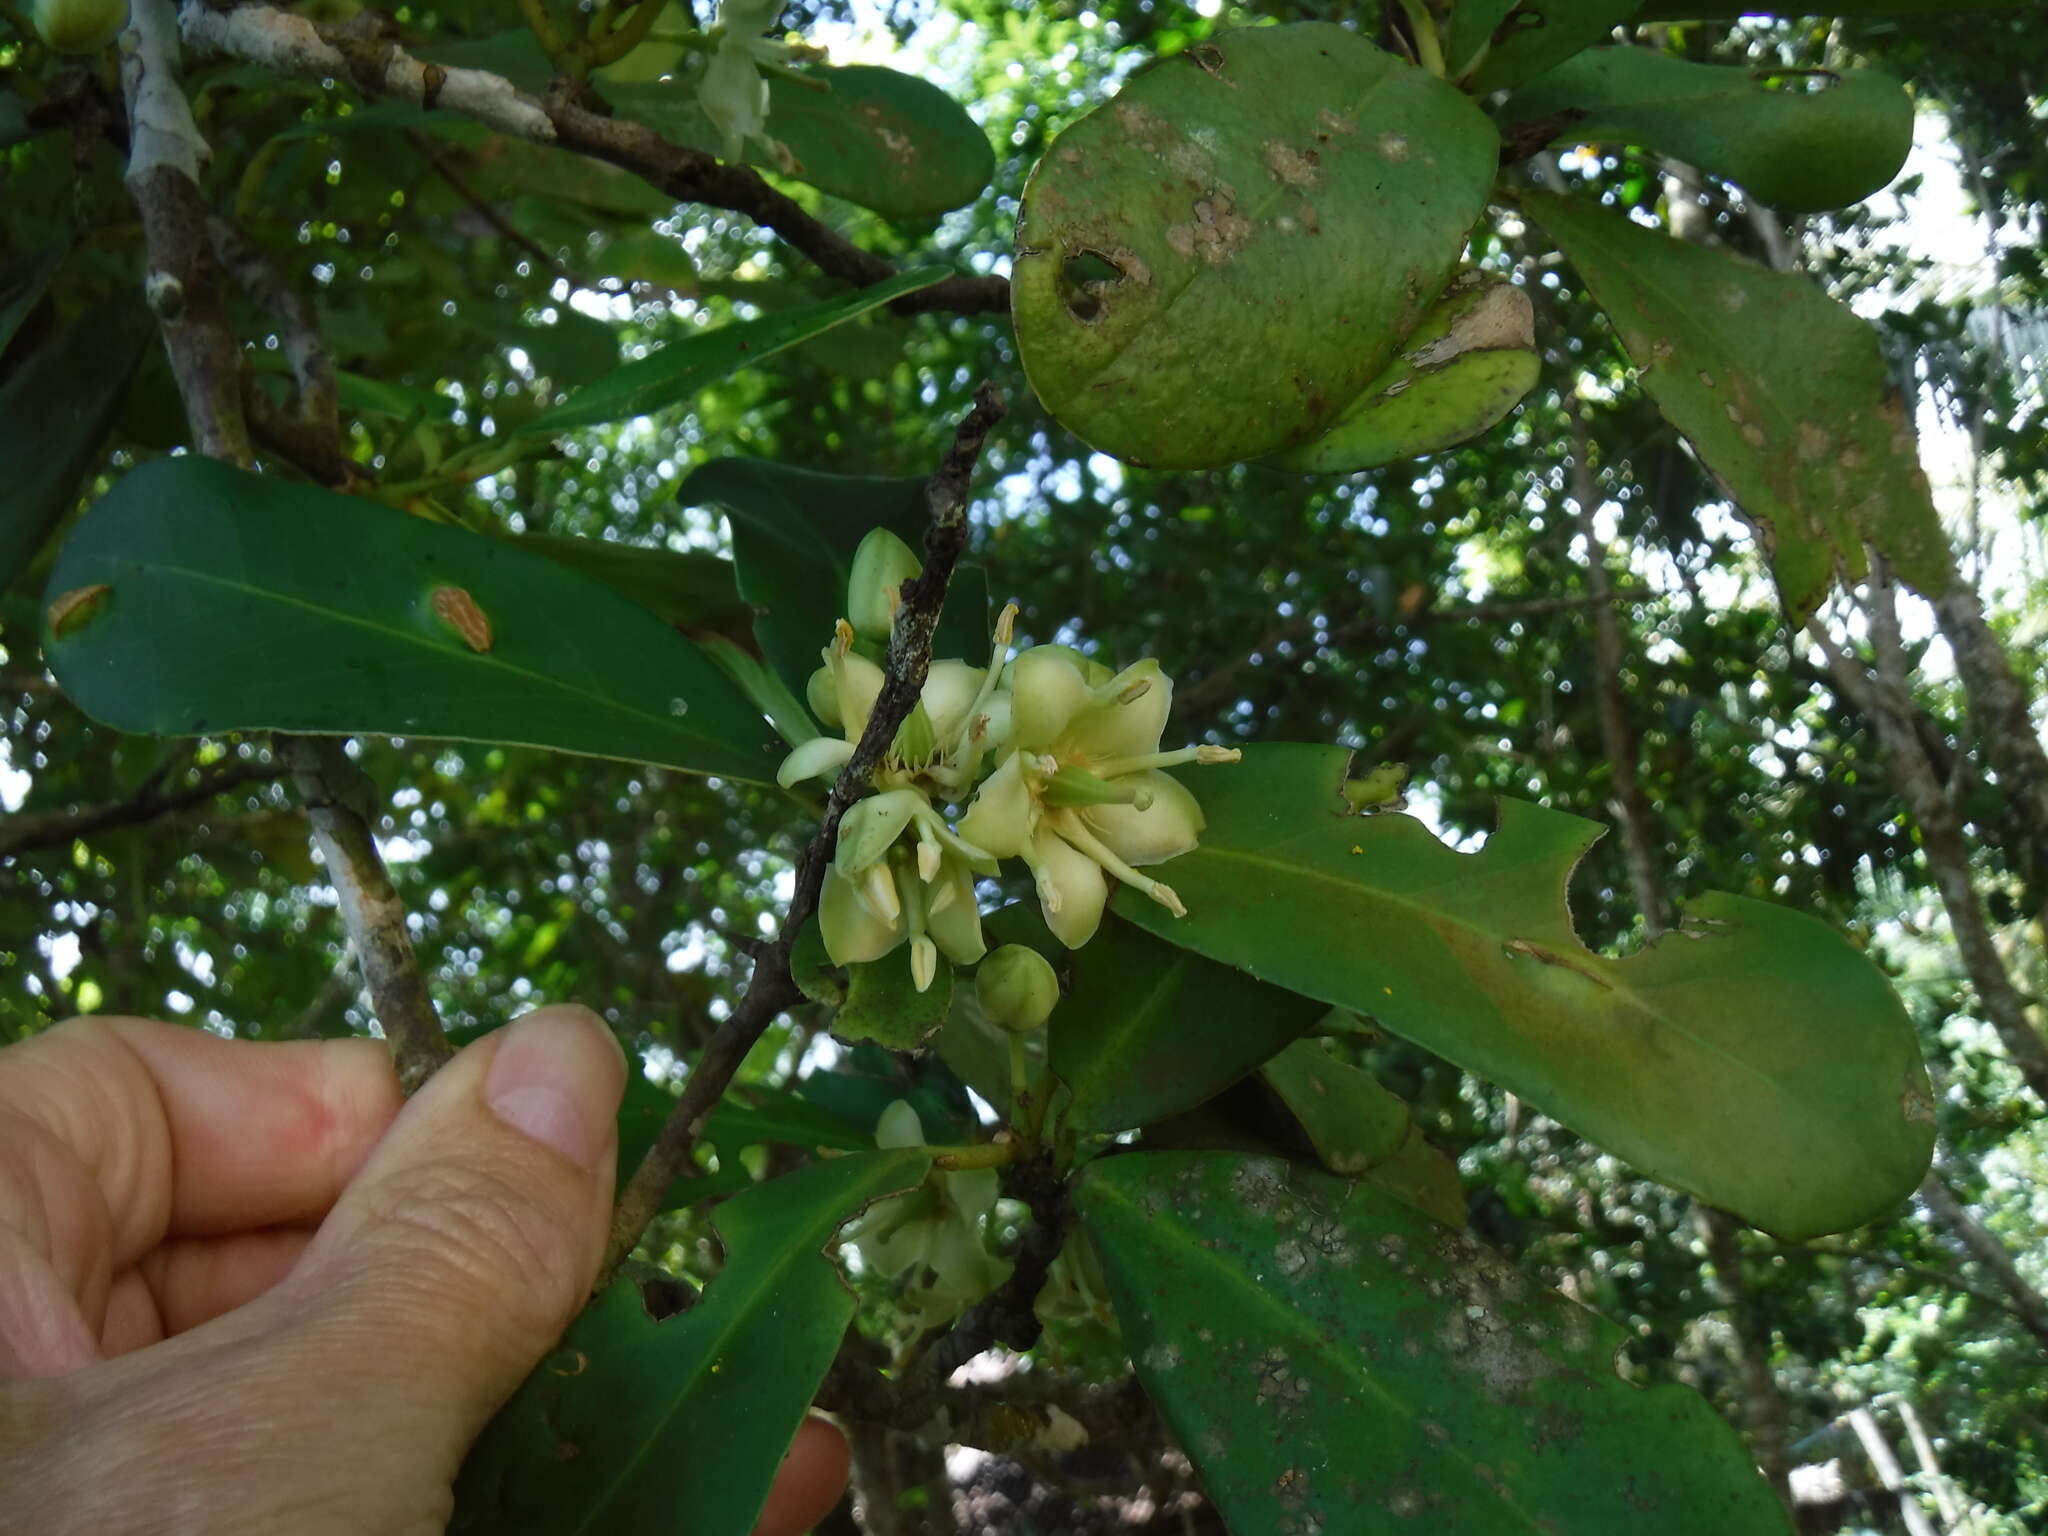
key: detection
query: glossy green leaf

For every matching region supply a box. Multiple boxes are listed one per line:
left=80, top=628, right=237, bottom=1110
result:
left=42, top=458, right=783, bottom=783
left=1443, top=0, right=1521, bottom=82
left=1527, top=193, right=1954, bottom=622
left=512, top=534, right=755, bottom=646
left=525, top=266, right=946, bottom=434
left=1114, top=744, right=1934, bottom=1239
left=1078, top=1152, right=1792, bottom=1535
left=1637, top=0, right=2024, bottom=13
left=1012, top=22, right=1497, bottom=469
left=702, top=1084, right=875, bottom=1154
left=606, top=65, right=995, bottom=219
left=682, top=456, right=992, bottom=698
left=833, top=944, right=954, bottom=1051
left=0, top=301, right=153, bottom=591
left=1466, top=1, right=1644, bottom=94
left=1503, top=52, right=1913, bottom=212
left=452, top=1148, right=930, bottom=1536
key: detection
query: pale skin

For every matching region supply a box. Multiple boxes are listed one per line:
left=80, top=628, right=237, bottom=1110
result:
left=0, top=1005, right=848, bottom=1534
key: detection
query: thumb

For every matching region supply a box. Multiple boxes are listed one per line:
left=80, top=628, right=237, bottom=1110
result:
left=279, top=1005, right=625, bottom=1476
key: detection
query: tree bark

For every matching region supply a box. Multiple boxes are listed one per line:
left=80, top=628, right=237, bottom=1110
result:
left=1918, top=1172, right=2048, bottom=1352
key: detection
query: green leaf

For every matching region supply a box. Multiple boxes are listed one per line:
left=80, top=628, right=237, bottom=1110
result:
left=833, top=944, right=954, bottom=1051
left=525, top=266, right=946, bottom=434
left=334, top=370, right=457, bottom=422
left=0, top=243, right=63, bottom=359
left=1078, top=1152, right=1793, bottom=1536
left=1258, top=1038, right=1408, bottom=1173
left=42, top=458, right=783, bottom=783
left=1526, top=192, right=1955, bottom=622
left=1115, top=744, right=1934, bottom=1239
left=461, top=300, right=619, bottom=387
left=1029, top=904, right=1323, bottom=1133
left=512, top=533, right=756, bottom=646
left=1012, top=22, right=1497, bottom=469
left=605, top=65, right=994, bottom=219
left=682, top=456, right=992, bottom=698
left=0, top=301, right=153, bottom=591
left=1636, top=0, right=2025, bottom=13
left=1467, top=2, right=1646, bottom=95
left=1443, top=0, right=1521, bottom=82
left=1503, top=52, right=1913, bottom=212
left=703, top=1084, right=875, bottom=1154
left=452, top=1148, right=931, bottom=1536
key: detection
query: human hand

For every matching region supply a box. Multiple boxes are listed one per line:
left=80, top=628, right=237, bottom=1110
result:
left=0, top=1006, right=848, bottom=1534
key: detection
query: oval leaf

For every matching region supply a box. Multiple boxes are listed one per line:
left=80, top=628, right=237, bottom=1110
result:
left=606, top=65, right=995, bottom=219
left=1526, top=191, right=1954, bottom=623
left=1012, top=22, right=1497, bottom=469
left=42, top=458, right=783, bottom=783
left=1078, top=1151, right=1793, bottom=1535
left=1504, top=51, right=1913, bottom=212
left=526, top=265, right=947, bottom=433
left=453, top=1148, right=930, bottom=1536
left=1466, top=1, right=1646, bottom=95
left=1114, top=744, right=1934, bottom=1239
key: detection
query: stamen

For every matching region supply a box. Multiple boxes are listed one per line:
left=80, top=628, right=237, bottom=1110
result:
left=910, top=936, right=938, bottom=993
left=1051, top=814, right=1187, bottom=918
left=861, top=861, right=901, bottom=925
left=1091, top=744, right=1243, bottom=777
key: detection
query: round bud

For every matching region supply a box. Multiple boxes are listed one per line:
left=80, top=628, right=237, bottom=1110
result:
left=806, top=664, right=841, bottom=729
left=33, top=0, right=126, bottom=52
left=975, top=944, right=1060, bottom=1034
left=846, top=526, right=922, bottom=642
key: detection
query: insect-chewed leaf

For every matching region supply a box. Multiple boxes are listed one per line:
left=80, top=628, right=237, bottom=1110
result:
left=1113, top=743, right=1934, bottom=1239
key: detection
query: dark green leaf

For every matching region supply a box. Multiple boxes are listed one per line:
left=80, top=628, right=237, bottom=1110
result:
left=682, top=456, right=992, bottom=697
left=1527, top=192, right=1955, bottom=621
left=512, top=533, right=755, bottom=646
left=1078, top=1152, right=1792, bottom=1535
left=43, top=458, right=783, bottom=783
left=1637, top=0, right=2024, bottom=13
left=833, top=944, right=954, bottom=1051
left=1115, top=744, right=1934, bottom=1239
left=1467, top=2, right=1645, bottom=95
left=606, top=65, right=994, bottom=219
left=525, top=266, right=946, bottom=433
left=702, top=1084, right=875, bottom=1153
left=1503, top=52, right=1913, bottom=212
left=1012, top=22, right=1497, bottom=469
left=0, top=301, right=153, bottom=591
left=453, top=1148, right=931, bottom=1536
left=1028, top=904, right=1324, bottom=1133
left=335, top=370, right=457, bottom=421
left=0, top=243, right=63, bottom=359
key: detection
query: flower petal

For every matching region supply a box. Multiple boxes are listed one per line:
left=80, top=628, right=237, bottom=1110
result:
left=926, top=855, right=987, bottom=966
left=821, top=864, right=905, bottom=964
left=1082, top=770, right=1205, bottom=866
left=958, top=749, right=1036, bottom=857
left=836, top=788, right=926, bottom=875
left=1032, top=826, right=1109, bottom=949
left=777, top=734, right=854, bottom=788
left=1009, top=646, right=1093, bottom=751
left=921, top=659, right=987, bottom=743
left=1061, top=658, right=1171, bottom=762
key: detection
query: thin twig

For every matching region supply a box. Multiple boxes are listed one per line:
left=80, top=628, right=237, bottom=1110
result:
left=0, top=759, right=286, bottom=862
left=287, top=737, right=453, bottom=1093
left=179, top=0, right=1009, bottom=317
left=601, top=385, right=1007, bottom=1278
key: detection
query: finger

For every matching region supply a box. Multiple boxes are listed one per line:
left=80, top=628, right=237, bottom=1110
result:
left=0, top=1017, right=401, bottom=1268
left=752, top=1417, right=853, bottom=1536
left=99, top=1227, right=317, bottom=1354
left=274, top=1004, right=624, bottom=1478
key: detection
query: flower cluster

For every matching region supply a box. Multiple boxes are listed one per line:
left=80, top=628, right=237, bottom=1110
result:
left=845, top=1101, right=1010, bottom=1325
left=780, top=527, right=1238, bottom=986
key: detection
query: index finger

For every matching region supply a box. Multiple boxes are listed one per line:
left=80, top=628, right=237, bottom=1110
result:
left=0, top=1017, right=403, bottom=1269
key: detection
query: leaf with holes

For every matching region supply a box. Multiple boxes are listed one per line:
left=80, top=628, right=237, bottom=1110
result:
left=1113, top=744, right=1933, bottom=1239
left=452, top=1148, right=929, bottom=1535
left=42, top=457, right=781, bottom=783
left=1526, top=192, right=1954, bottom=622
left=1078, top=1152, right=1793, bottom=1535
left=1012, top=22, right=1496, bottom=469
left=1503, top=51, right=1913, bottom=212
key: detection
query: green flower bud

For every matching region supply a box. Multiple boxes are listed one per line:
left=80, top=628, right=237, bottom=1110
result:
left=806, top=664, right=841, bottom=729
left=33, top=0, right=126, bottom=52
left=975, top=943, right=1061, bottom=1034
left=847, top=527, right=922, bottom=642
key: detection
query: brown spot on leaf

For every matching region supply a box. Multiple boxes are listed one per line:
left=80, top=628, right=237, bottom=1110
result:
left=1262, top=139, right=1322, bottom=188
left=46, top=583, right=112, bottom=640
left=431, top=585, right=494, bottom=652
left=1377, top=132, right=1410, bottom=161
left=1166, top=193, right=1253, bottom=266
